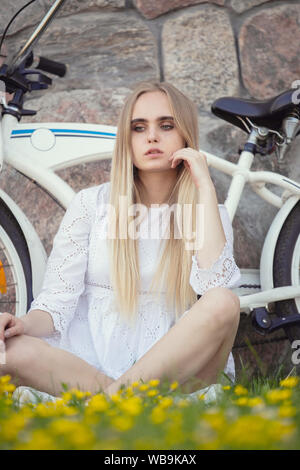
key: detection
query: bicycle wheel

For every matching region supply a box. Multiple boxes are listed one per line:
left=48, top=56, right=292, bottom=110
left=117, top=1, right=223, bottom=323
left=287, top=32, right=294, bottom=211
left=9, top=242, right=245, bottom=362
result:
left=273, top=200, right=300, bottom=343
left=0, top=199, right=33, bottom=318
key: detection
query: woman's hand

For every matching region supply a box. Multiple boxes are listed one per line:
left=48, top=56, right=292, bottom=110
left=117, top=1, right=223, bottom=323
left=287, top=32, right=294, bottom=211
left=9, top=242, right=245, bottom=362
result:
left=168, top=147, right=212, bottom=189
left=0, top=312, right=26, bottom=342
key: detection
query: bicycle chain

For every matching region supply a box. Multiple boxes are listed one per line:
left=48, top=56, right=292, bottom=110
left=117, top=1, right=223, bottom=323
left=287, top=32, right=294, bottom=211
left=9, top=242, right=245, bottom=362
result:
left=238, top=284, right=261, bottom=289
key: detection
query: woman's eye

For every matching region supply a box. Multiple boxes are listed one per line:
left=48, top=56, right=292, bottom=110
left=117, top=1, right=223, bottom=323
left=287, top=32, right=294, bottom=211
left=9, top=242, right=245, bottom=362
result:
left=161, top=124, right=174, bottom=130
left=133, top=126, right=145, bottom=132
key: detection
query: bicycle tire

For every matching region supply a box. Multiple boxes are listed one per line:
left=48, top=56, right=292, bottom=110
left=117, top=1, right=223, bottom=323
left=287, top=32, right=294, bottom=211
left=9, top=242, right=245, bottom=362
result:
left=0, top=199, right=33, bottom=317
left=273, top=200, right=300, bottom=343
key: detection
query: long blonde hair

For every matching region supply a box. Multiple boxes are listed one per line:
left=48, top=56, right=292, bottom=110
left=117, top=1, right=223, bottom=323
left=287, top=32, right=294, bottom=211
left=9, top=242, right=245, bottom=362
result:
left=108, top=81, right=200, bottom=326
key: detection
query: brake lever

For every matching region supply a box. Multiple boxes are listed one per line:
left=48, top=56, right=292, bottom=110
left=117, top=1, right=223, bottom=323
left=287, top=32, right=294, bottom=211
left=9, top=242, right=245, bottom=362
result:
left=21, top=68, right=52, bottom=90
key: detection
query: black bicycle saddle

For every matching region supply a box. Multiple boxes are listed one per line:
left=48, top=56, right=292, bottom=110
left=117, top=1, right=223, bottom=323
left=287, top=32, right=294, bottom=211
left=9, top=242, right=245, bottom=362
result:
left=211, top=89, right=299, bottom=133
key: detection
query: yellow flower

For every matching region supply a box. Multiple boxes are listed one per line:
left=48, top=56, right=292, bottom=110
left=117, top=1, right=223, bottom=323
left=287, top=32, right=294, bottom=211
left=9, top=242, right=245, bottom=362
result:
left=170, top=381, right=179, bottom=390
left=202, top=411, right=226, bottom=432
left=278, top=405, right=297, bottom=418
left=198, top=394, right=206, bottom=401
left=0, top=374, right=16, bottom=395
left=139, top=384, right=149, bottom=391
left=49, top=419, right=95, bottom=447
left=234, top=397, right=249, bottom=406
left=87, top=393, right=110, bottom=412
left=0, top=413, right=27, bottom=441
left=125, top=386, right=134, bottom=396
left=279, top=377, right=300, bottom=389
left=119, top=396, right=142, bottom=416
left=110, top=394, right=122, bottom=403
left=74, top=390, right=90, bottom=399
left=248, top=397, right=264, bottom=407
left=159, top=397, right=173, bottom=408
left=147, top=389, right=159, bottom=397
left=62, top=406, right=78, bottom=416
left=234, top=385, right=248, bottom=396
left=234, top=397, right=264, bottom=407
left=19, top=406, right=34, bottom=419
left=35, top=403, right=58, bottom=418
left=54, top=398, right=64, bottom=406
left=61, top=391, right=73, bottom=402
left=150, top=406, right=167, bottom=424
left=224, top=415, right=295, bottom=448
left=2, top=383, right=16, bottom=393
left=131, top=381, right=140, bottom=388
left=0, top=375, right=11, bottom=384
left=266, top=389, right=292, bottom=404
left=50, top=418, right=78, bottom=435
left=111, top=415, right=134, bottom=431
left=70, top=388, right=91, bottom=399
left=149, top=379, right=160, bottom=387
left=223, top=385, right=231, bottom=391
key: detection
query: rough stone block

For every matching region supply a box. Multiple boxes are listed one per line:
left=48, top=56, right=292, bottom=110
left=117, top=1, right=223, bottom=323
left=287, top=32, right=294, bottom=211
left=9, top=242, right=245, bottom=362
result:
left=163, top=5, right=239, bottom=112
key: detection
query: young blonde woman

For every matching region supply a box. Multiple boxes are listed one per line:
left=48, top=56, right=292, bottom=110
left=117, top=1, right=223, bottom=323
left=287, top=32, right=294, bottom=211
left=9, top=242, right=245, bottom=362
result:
left=0, top=81, right=241, bottom=399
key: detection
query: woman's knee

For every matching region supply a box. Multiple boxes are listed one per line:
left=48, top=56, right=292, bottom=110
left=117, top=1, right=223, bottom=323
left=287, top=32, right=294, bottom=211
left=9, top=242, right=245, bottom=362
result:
left=4, top=334, right=50, bottom=373
left=199, top=287, right=240, bottom=327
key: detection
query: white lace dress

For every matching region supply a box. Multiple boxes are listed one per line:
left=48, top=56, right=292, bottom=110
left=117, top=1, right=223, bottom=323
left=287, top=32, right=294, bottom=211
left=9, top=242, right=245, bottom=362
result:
left=28, top=181, right=241, bottom=390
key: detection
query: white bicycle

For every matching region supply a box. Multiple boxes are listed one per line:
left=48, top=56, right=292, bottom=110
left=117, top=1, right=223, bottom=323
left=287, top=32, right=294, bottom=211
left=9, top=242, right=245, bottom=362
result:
left=0, top=0, right=300, bottom=348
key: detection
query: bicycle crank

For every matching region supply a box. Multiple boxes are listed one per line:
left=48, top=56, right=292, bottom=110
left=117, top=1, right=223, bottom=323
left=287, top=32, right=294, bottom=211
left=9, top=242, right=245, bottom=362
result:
left=251, top=307, right=300, bottom=335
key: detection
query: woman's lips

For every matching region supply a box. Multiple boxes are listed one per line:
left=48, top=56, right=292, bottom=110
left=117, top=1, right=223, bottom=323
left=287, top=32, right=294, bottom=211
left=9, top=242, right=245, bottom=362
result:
left=145, top=149, right=163, bottom=157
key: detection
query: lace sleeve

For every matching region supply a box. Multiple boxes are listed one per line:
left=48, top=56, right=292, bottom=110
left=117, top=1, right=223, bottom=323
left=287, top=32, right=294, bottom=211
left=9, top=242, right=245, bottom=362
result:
left=189, top=205, right=241, bottom=295
left=27, top=188, right=95, bottom=337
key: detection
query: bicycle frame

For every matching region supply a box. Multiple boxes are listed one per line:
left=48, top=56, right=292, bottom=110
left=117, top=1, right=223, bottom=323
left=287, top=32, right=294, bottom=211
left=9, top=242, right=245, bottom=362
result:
left=1, top=111, right=300, bottom=316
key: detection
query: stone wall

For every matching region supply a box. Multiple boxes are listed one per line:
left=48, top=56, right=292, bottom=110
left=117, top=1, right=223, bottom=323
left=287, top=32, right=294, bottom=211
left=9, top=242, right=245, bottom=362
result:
left=1, top=0, right=300, bottom=379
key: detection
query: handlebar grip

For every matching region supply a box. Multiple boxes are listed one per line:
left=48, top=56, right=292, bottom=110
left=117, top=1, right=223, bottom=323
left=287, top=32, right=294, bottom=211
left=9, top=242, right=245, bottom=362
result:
left=36, top=56, right=67, bottom=77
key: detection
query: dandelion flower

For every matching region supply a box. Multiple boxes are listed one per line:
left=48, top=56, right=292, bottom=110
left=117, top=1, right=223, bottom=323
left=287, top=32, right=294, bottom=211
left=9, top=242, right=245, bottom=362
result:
left=149, top=379, right=160, bottom=387
left=170, top=381, right=179, bottom=390
left=234, top=385, right=248, bottom=396
left=279, top=377, right=300, bottom=389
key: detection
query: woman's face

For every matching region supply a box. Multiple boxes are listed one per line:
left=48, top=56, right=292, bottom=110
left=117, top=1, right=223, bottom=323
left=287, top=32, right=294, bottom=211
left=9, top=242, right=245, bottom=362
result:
left=131, top=91, right=185, bottom=173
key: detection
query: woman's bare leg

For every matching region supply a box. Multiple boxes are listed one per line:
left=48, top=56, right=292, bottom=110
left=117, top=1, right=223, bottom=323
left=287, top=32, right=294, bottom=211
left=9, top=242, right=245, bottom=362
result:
left=0, top=335, right=114, bottom=397
left=104, top=287, right=240, bottom=396
left=178, top=313, right=239, bottom=394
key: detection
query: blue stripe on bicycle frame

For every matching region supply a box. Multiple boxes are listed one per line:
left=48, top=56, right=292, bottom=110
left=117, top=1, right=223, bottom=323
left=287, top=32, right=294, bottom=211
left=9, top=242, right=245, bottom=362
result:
left=11, top=129, right=117, bottom=138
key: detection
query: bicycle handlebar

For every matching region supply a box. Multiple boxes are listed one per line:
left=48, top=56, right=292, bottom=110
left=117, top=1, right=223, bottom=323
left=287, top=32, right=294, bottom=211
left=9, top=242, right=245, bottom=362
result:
left=36, top=56, right=67, bottom=77
left=6, top=0, right=67, bottom=74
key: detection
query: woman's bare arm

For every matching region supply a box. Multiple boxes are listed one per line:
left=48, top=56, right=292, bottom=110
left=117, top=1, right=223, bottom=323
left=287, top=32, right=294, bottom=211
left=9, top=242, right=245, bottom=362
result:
left=21, top=309, right=56, bottom=337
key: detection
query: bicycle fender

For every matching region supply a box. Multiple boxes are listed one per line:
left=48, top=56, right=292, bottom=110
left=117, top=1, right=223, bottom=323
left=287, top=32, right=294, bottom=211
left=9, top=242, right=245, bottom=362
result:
left=260, top=195, right=300, bottom=291
left=0, top=189, right=47, bottom=298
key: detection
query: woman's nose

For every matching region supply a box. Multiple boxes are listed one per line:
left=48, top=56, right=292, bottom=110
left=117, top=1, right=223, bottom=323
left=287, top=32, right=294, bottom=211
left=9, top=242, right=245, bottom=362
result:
left=147, top=126, right=159, bottom=142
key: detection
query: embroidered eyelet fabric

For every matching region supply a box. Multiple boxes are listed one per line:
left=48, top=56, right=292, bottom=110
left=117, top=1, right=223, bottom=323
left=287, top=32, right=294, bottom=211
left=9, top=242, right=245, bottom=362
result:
left=28, top=181, right=241, bottom=385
